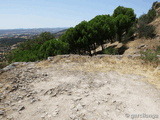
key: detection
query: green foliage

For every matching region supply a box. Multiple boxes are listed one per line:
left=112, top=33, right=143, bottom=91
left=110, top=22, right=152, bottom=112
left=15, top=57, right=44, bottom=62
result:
left=141, top=50, right=159, bottom=63
left=148, top=9, right=156, bottom=22
left=89, top=15, right=117, bottom=44
left=113, top=6, right=136, bottom=42
left=60, top=15, right=117, bottom=55
left=0, top=62, right=8, bottom=69
left=137, top=2, right=157, bottom=38
left=137, top=13, right=155, bottom=38
left=156, top=46, right=160, bottom=54
left=8, top=49, right=40, bottom=62
left=102, top=47, right=118, bottom=55
left=7, top=5, right=142, bottom=62
left=39, top=39, right=69, bottom=58
left=141, top=46, right=160, bottom=64
left=113, top=6, right=136, bottom=22
left=0, top=38, right=26, bottom=46
left=7, top=32, right=69, bottom=62
left=126, top=27, right=136, bottom=38
left=138, top=9, right=156, bottom=25
left=137, top=24, right=155, bottom=38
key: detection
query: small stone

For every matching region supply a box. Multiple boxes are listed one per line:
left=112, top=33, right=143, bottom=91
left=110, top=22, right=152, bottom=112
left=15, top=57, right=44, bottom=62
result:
left=18, top=101, right=22, bottom=103
left=103, top=111, right=108, bottom=116
left=70, top=114, right=76, bottom=119
left=67, top=92, right=72, bottom=96
left=48, top=114, right=52, bottom=118
left=138, top=44, right=145, bottom=49
left=5, top=101, right=11, bottom=105
left=96, top=101, right=100, bottom=105
left=18, top=106, right=25, bottom=111
left=7, top=115, right=13, bottom=119
left=9, top=85, right=18, bottom=92
left=0, top=84, right=3, bottom=88
left=47, top=57, right=54, bottom=61
left=0, top=110, right=5, bottom=115
left=53, top=112, right=58, bottom=117
left=43, top=73, right=48, bottom=76
left=73, top=97, right=82, bottom=101
left=41, top=115, right=45, bottom=118
left=84, top=93, right=89, bottom=97
left=31, top=99, right=36, bottom=103
left=103, top=98, right=108, bottom=102
left=76, top=104, right=83, bottom=111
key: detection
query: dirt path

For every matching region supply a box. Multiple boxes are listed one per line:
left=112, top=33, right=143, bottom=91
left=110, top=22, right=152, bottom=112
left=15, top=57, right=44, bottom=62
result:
left=0, top=56, right=160, bottom=120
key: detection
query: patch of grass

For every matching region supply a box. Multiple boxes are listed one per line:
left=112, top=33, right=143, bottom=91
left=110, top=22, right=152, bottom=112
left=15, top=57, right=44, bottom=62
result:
left=156, top=46, right=160, bottom=54
left=141, top=49, right=159, bottom=65
left=102, top=47, right=118, bottom=55
left=0, top=62, right=8, bottom=69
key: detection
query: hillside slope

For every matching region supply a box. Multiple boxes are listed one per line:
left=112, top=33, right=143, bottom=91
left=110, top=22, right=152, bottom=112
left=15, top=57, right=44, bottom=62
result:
left=123, top=16, right=160, bottom=56
left=151, top=17, right=160, bottom=35
left=0, top=55, right=160, bottom=120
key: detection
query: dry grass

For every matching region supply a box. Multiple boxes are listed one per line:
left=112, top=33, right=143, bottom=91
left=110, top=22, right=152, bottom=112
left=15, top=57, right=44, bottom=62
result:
left=124, top=38, right=160, bottom=55
left=1, top=55, right=160, bottom=89
left=36, top=60, right=52, bottom=68
left=151, top=17, right=160, bottom=34
left=51, top=55, right=160, bottom=89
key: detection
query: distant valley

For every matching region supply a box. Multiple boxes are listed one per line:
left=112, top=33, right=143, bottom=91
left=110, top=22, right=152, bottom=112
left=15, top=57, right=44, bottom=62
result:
left=0, top=28, right=68, bottom=62
left=0, top=28, right=68, bottom=38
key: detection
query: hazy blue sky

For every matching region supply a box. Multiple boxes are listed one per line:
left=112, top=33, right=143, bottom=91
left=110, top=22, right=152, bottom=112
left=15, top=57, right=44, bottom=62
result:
left=0, top=0, right=159, bottom=29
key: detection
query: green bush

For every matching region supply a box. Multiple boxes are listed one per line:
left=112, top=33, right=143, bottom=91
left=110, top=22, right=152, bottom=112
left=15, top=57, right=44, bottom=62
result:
left=137, top=24, right=155, bottom=38
left=7, top=32, right=69, bottom=62
left=0, top=62, right=8, bottom=69
left=156, top=46, right=160, bottom=54
left=148, top=9, right=156, bottom=22
left=39, top=39, right=69, bottom=59
left=137, top=2, right=157, bottom=39
left=141, top=50, right=159, bottom=63
left=102, top=47, right=118, bottom=55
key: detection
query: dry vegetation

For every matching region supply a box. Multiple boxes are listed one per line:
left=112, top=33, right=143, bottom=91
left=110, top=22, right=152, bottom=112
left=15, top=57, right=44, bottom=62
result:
left=36, top=55, right=160, bottom=89
left=151, top=17, right=160, bottom=34
left=1, top=55, right=160, bottom=120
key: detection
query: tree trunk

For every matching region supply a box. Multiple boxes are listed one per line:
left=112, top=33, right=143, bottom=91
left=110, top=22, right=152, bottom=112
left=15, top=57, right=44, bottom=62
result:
left=94, top=43, right=97, bottom=55
left=101, top=44, right=104, bottom=51
left=88, top=46, right=92, bottom=56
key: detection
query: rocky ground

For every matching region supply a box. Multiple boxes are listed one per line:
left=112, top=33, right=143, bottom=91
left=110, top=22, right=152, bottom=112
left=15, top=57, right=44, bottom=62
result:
left=0, top=55, right=160, bottom=120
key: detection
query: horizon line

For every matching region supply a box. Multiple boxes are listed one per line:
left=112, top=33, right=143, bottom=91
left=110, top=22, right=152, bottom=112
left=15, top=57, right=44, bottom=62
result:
left=0, top=27, right=70, bottom=30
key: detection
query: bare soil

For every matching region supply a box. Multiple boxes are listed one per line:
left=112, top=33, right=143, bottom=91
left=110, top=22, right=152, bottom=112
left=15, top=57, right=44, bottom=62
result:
left=0, top=55, right=160, bottom=120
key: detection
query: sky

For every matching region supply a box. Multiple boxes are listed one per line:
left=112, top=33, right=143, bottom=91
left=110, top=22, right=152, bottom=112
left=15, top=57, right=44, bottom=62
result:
left=0, top=0, right=159, bottom=29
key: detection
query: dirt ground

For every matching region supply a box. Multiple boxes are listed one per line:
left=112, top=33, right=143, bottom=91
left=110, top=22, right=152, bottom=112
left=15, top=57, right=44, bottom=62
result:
left=0, top=55, right=160, bottom=120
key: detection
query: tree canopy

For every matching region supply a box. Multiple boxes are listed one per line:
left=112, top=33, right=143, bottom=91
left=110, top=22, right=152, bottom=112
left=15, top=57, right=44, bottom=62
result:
left=9, top=3, right=157, bottom=62
left=113, top=6, right=136, bottom=42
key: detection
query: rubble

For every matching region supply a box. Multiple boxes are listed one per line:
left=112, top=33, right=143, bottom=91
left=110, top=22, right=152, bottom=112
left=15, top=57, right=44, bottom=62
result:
left=0, top=56, right=160, bottom=120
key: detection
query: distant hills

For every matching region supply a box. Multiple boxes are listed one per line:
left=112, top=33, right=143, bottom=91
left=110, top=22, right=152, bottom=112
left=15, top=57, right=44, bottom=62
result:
left=0, top=28, right=68, bottom=38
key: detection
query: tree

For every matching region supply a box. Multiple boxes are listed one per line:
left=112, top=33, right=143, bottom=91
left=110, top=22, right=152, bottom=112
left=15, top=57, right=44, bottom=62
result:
left=60, top=27, right=79, bottom=54
left=36, top=32, right=55, bottom=45
left=114, top=14, right=131, bottom=42
left=39, top=39, right=69, bottom=58
left=89, top=15, right=116, bottom=50
left=113, top=6, right=136, bottom=42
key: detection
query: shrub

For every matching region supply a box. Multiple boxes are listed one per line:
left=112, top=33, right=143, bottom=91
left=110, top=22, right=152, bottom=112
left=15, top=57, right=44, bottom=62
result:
left=156, top=46, right=160, bottom=54
left=102, top=47, right=118, bottom=55
left=148, top=9, right=156, bottom=22
left=0, top=62, right=8, bottom=69
left=138, top=14, right=150, bottom=24
left=137, top=24, right=155, bottom=38
left=141, top=50, right=159, bottom=63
